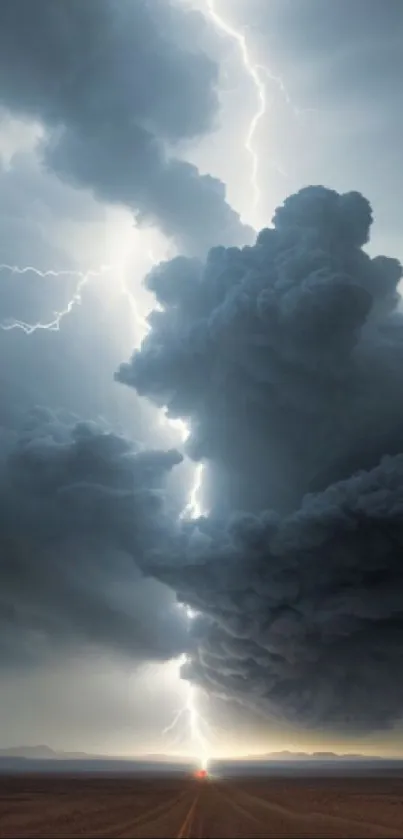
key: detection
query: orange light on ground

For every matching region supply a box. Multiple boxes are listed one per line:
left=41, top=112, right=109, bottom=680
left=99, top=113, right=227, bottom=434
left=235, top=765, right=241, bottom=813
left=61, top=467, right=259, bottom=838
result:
left=195, top=769, right=208, bottom=779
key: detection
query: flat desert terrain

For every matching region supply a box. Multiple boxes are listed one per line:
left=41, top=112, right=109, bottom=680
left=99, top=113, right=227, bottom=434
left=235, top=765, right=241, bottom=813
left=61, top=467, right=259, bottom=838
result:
left=1, top=773, right=403, bottom=837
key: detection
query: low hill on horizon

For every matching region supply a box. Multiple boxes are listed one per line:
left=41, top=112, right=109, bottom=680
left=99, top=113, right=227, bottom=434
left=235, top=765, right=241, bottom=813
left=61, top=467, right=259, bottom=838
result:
left=247, top=751, right=388, bottom=761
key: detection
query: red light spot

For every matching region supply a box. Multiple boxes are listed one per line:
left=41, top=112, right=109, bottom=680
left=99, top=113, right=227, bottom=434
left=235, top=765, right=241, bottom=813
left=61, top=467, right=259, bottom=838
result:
left=195, top=769, right=208, bottom=779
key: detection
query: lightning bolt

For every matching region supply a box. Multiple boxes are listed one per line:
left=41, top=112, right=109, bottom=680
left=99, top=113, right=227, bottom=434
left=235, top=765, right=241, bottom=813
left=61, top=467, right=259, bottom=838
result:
left=205, top=0, right=314, bottom=222
left=160, top=434, right=208, bottom=766
left=206, top=0, right=266, bottom=217
left=0, top=264, right=115, bottom=333
left=163, top=649, right=211, bottom=771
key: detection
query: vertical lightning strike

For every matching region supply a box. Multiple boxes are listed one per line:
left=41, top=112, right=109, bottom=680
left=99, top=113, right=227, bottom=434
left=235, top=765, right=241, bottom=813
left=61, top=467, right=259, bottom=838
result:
left=180, top=462, right=205, bottom=520
left=163, top=652, right=210, bottom=771
left=185, top=463, right=205, bottom=518
left=205, top=0, right=312, bottom=217
left=160, top=417, right=208, bottom=766
left=183, top=660, right=210, bottom=771
left=206, top=0, right=266, bottom=216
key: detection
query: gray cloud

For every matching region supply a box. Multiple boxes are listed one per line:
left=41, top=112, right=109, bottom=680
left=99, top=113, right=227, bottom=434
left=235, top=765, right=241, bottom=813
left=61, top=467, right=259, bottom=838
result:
left=0, top=0, right=251, bottom=255
left=0, top=406, right=187, bottom=668
left=117, top=185, right=403, bottom=731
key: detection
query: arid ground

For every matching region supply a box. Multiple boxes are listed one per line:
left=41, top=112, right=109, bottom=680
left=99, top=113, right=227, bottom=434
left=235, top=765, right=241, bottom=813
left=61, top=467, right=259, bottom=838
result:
left=1, top=773, right=403, bottom=837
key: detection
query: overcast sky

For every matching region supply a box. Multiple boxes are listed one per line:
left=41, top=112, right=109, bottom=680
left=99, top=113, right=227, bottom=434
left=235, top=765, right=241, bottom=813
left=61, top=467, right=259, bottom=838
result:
left=1, top=0, right=403, bottom=760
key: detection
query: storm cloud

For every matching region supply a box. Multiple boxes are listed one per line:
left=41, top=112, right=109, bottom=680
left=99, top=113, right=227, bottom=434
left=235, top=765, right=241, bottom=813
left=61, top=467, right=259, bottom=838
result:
left=0, top=0, right=250, bottom=255
left=0, top=406, right=187, bottom=668
left=117, top=185, right=403, bottom=731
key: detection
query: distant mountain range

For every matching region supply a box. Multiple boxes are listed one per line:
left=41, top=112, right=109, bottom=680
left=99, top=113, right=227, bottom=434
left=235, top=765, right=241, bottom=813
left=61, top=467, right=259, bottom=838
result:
left=0, top=746, right=177, bottom=762
left=0, top=746, right=392, bottom=762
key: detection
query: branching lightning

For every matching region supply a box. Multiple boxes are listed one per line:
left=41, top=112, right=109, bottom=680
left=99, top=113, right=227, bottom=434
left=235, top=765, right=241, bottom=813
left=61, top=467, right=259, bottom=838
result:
left=206, top=0, right=266, bottom=215
left=205, top=0, right=314, bottom=220
left=0, top=264, right=114, bottom=333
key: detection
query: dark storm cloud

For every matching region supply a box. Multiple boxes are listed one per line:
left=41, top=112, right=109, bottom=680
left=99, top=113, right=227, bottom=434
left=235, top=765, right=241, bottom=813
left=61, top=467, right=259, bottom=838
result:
left=117, top=185, right=403, bottom=731
left=0, top=0, right=250, bottom=255
left=117, top=185, right=403, bottom=513
left=0, top=407, right=187, bottom=667
left=152, top=456, right=403, bottom=731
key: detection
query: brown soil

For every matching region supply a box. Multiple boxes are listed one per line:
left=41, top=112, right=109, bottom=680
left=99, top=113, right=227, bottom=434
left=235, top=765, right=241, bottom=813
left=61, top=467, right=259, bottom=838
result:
left=1, top=773, right=403, bottom=837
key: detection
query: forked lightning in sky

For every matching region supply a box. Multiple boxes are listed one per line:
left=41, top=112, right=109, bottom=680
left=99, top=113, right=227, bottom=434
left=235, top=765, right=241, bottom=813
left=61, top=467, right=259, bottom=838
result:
left=0, top=264, right=113, bottom=333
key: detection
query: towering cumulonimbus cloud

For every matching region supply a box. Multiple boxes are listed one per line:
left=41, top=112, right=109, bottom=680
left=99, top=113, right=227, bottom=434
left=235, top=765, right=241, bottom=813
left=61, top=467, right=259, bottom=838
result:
left=0, top=406, right=187, bottom=668
left=117, top=185, right=403, bottom=731
left=0, top=0, right=251, bottom=255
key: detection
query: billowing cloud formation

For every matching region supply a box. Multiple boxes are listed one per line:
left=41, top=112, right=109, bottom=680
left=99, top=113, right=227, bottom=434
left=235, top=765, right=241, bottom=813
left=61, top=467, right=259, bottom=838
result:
left=0, top=406, right=187, bottom=667
left=153, top=456, right=403, bottom=731
left=118, top=186, right=403, bottom=514
left=118, top=185, right=403, bottom=731
left=0, top=0, right=250, bottom=255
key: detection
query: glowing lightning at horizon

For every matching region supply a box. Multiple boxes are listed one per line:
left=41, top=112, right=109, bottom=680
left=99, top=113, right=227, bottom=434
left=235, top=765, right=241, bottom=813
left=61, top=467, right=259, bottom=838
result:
left=163, top=600, right=211, bottom=771
left=163, top=652, right=210, bottom=771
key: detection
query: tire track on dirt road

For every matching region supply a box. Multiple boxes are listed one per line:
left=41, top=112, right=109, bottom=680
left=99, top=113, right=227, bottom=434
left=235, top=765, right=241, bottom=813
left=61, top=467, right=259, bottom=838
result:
left=175, top=790, right=200, bottom=838
left=100, top=788, right=194, bottom=838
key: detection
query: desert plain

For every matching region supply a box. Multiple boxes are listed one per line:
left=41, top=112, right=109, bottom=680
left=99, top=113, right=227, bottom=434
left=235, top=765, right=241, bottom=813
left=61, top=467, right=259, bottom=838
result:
left=1, top=770, right=403, bottom=837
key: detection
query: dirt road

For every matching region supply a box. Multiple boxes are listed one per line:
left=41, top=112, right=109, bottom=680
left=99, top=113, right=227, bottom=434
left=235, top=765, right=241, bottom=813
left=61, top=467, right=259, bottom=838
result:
left=1, top=774, right=403, bottom=837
